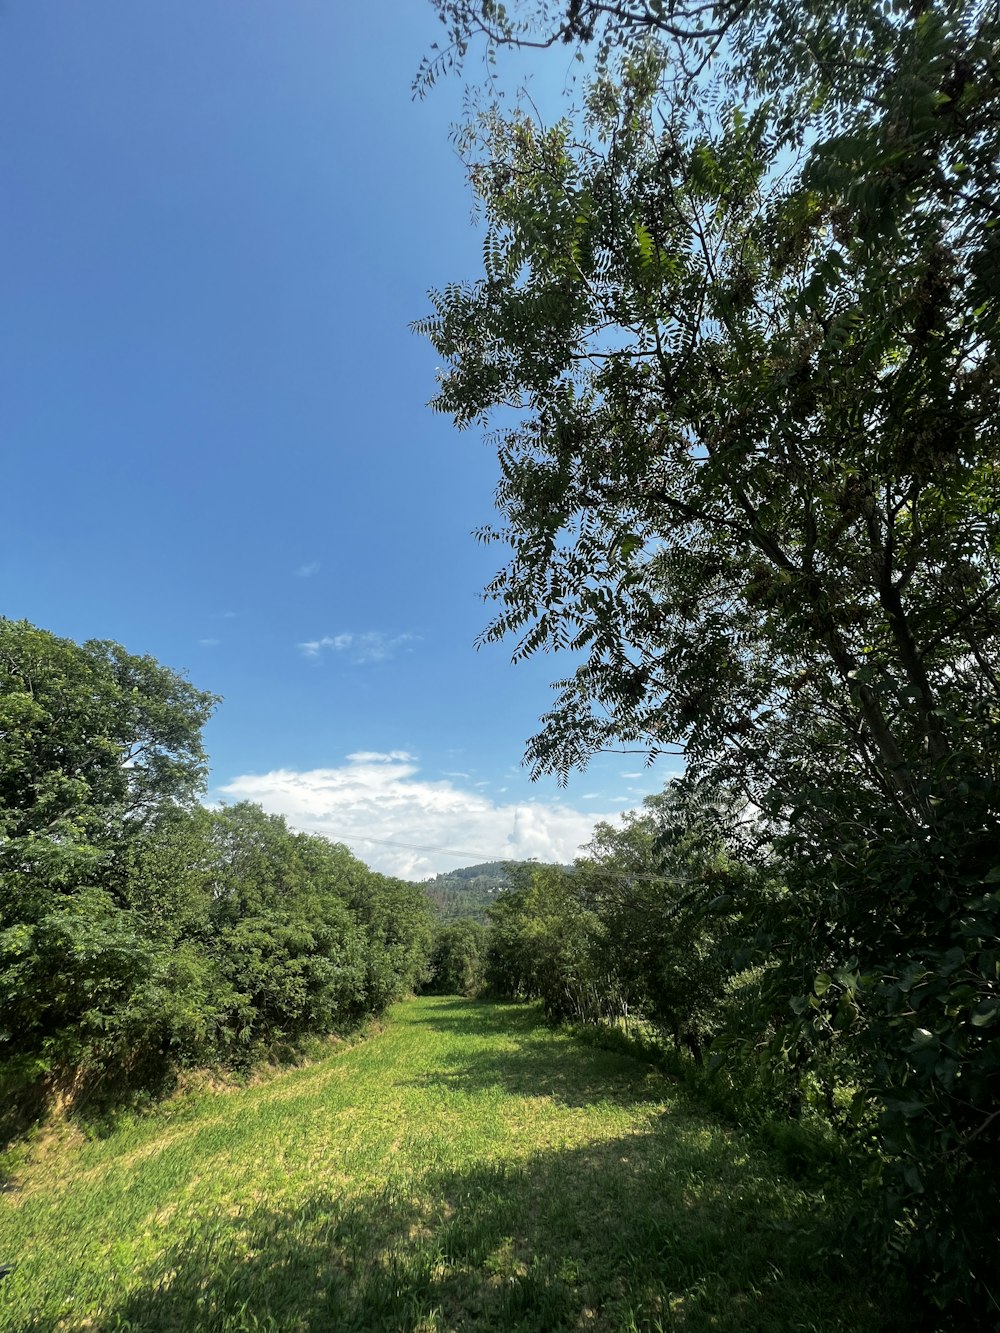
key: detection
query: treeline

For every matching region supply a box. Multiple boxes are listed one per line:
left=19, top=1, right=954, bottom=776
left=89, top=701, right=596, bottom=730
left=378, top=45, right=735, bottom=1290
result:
left=479, top=793, right=820, bottom=1093
left=0, top=620, right=433, bottom=1114
left=483, top=792, right=756, bottom=1067
left=451, top=775, right=999, bottom=1321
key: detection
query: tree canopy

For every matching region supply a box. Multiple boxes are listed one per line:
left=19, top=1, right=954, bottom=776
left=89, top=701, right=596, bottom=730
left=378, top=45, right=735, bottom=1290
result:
left=419, top=0, right=999, bottom=807
left=0, top=618, right=217, bottom=894
left=417, top=0, right=1000, bottom=1311
left=0, top=621, right=434, bottom=1118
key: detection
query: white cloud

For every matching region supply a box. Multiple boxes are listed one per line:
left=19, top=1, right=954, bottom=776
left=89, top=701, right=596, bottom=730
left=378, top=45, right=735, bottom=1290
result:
left=198, top=638, right=220, bottom=647
left=347, top=750, right=415, bottom=764
left=216, top=754, right=624, bottom=880
left=297, top=632, right=417, bottom=664
left=295, top=562, right=321, bottom=578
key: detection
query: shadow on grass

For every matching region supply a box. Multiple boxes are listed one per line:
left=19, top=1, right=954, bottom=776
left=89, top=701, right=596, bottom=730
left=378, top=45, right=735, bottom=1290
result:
left=9, top=1124, right=896, bottom=1333
left=403, top=1041, right=667, bottom=1111
left=408, top=997, right=544, bottom=1036
left=403, top=999, right=669, bottom=1111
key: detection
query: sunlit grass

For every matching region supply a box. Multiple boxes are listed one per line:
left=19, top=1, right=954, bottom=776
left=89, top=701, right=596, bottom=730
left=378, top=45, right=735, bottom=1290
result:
left=0, top=997, right=894, bottom=1331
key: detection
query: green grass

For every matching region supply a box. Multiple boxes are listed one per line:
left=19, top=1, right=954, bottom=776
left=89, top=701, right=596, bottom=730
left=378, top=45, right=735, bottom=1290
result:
left=0, top=997, right=895, bottom=1332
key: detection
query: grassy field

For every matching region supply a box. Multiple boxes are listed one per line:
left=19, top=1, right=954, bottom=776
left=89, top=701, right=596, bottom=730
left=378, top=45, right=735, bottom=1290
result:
left=0, top=997, right=893, bottom=1332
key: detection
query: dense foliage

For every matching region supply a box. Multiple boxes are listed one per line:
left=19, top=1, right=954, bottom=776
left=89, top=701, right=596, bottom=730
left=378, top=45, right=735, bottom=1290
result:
left=0, top=620, right=434, bottom=1113
left=483, top=784, right=823, bottom=1101
left=424, top=917, right=488, bottom=994
left=421, top=861, right=511, bottom=924
left=419, top=0, right=1000, bottom=1314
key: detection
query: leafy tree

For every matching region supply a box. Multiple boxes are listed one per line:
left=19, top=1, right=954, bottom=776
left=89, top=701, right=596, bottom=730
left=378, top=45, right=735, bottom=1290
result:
left=481, top=865, right=536, bottom=1000
left=0, top=618, right=217, bottom=900
left=340, top=859, right=436, bottom=1012
left=579, top=784, right=756, bottom=1063
left=425, top=917, right=488, bottom=994
left=204, top=804, right=434, bottom=1047
left=0, top=621, right=219, bottom=1089
left=419, top=5, right=999, bottom=808
left=485, top=863, right=610, bottom=1022
left=205, top=805, right=356, bottom=1049
left=0, top=623, right=436, bottom=1108
left=417, top=0, right=1000, bottom=1309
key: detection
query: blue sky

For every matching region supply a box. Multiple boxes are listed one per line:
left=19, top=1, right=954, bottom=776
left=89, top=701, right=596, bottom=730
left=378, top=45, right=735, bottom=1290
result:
left=0, top=1, right=676, bottom=877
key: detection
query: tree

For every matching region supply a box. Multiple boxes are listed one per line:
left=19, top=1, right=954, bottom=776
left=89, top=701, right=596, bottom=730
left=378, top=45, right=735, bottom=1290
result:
left=0, top=618, right=217, bottom=897
left=426, top=917, right=488, bottom=994
left=417, top=0, right=1000, bottom=1310
left=0, top=623, right=438, bottom=1109
left=579, top=783, right=757, bottom=1063
left=0, top=620, right=219, bottom=1091
left=419, top=4, right=999, bottom=805
left=484, top=862, right=610, bottom=1021
left=202, top=804, right=434, bottom=1045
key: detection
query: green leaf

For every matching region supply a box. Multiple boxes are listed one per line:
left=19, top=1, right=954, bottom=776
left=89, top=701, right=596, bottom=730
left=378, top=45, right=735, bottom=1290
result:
left=903, top=1164, right=924, bottom=1193
left=634, top=220, right=655, bottom=266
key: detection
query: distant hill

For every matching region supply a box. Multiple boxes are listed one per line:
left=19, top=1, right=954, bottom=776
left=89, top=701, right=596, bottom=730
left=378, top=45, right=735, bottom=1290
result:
left=421, top=861, right=513, bottom=924
left=420, top=860, right=573, bottom=924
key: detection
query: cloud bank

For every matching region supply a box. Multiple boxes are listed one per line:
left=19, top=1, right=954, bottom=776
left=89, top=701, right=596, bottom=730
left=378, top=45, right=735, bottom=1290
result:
left=217, top=753, right=622, bottom=879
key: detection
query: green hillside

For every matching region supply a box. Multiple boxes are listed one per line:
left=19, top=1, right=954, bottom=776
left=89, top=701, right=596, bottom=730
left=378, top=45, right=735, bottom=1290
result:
left=420, top=861, right=512, bottom=923
left=0, top=997, right=897, bottom=1332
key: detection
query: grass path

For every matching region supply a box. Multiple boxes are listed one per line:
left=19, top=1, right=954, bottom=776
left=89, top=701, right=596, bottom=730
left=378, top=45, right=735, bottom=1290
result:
left=0, top=997, right=891, bottom=1332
